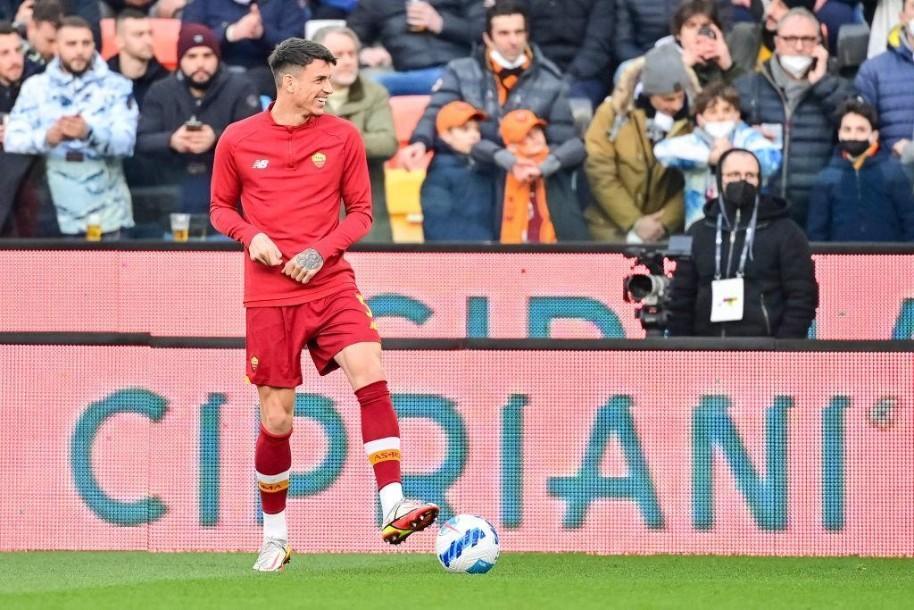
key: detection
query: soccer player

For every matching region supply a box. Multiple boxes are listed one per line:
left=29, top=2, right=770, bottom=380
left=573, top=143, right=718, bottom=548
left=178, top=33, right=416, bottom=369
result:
left=210, top=38, right=439, bottom=572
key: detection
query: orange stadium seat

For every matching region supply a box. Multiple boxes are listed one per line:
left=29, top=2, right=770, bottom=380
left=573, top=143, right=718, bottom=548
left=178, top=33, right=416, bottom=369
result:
left=384, top=94, right=432, bottom=242
left=100, top=18, right=181, bottom=71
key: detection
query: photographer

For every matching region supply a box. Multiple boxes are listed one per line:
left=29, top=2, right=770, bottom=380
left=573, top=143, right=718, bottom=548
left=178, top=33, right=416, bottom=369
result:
left=667, top=148, right=818, bottom=338
left=136, top=23, right=259, bottom=230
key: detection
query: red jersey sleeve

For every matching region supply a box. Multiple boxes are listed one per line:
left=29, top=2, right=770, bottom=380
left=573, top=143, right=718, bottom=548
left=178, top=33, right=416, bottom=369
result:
left=210, top=130, right=261, bottom=248
left=311, top=128, right=373, bottom=262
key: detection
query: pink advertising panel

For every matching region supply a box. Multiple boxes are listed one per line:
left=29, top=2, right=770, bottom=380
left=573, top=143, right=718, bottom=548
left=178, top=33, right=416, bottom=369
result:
left=0, top=251, right=911, bottom=339
left=1, top=345, right=911, bottom=555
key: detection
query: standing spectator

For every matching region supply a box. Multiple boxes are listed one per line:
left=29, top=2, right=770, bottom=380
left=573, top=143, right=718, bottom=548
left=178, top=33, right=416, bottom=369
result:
left=655, top=82, right=781, bottom=228
left=136, top=23, right=260, bottom=228
left=420, top=100, right=496, bottom=241
left=856, top=0, right=914, bottom=160
left=734, top=8, right=852, bottom=227
left=584, top=44, right=693, bottom=242
left=4, top=16, right=137, bottom=239
left=347, top=0, right=485, bottom=96
left=182, top=0, right=308, bottom=96
left=729, top=0, right=814, bottom=74
left=107, top=9, right=168, bottom=109
left=24, top=0, right=61, bottom=67
left=671, top=0, right=741, bottom=86
left=667, top=148, right=818, bottom=338
left=526, top=0, right=614, bottom=108
left=313, top=25, right=398, bottom=242
left=615, top=0, right=732, bottom=65
left=808, top=99, right=914, bottom=241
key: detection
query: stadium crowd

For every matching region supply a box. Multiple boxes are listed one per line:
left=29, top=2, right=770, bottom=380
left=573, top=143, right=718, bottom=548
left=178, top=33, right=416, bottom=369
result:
left=0, top=0, right=913, bottom=243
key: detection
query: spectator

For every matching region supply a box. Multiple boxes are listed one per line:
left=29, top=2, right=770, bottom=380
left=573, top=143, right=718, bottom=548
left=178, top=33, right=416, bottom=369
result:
left=182, top=0, right=308, bottom=96
left=497, top=108, right=588, bottom=242
left=420, top=100, right=496, bottom=240
left=4, top=16, right=137, bottom=239
left=311, top=0, right=358, bottom=20
left=734, top=7, right=852, bottom=227
left=313, top=25, right=397, bottom=243
left=347, top=0, right=485, bottom=96
left=667, top=148, right=818, bottom=338
left=807, top=99, right=914, bottom=241
left=615, top=0, right=731, bottom=64
left=856, top=0, right=914, bottom=160
left=136, top=23, right=259, bottom=230
left=584, top=44, right=692, bottom=243
left=107, top=9, right=168, bottom=109
left=526, top=0, right=614, bottom=108
left=671, top=0, right=742, bottom=86
left=400, top=0, right=579, bottom=188
left=24, top=0, right=61, bottom=67
left=729, top=0, right=814, bottom=74
left=655, top=82, right=781, bottom=228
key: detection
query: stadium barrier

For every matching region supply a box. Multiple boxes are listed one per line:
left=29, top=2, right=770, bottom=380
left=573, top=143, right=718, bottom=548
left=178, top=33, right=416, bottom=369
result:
left=0, top=335, right=911, bottom=556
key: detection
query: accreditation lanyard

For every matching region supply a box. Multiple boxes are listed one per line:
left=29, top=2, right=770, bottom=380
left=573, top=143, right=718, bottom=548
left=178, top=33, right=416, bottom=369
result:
left=714, top=202, right=758, bottom=280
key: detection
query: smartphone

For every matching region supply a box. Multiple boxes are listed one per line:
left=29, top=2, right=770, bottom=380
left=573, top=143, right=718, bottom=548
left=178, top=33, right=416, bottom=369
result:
left=184, top=117, right=203, bottom=132
left=697, top=24, right=717, bottom=40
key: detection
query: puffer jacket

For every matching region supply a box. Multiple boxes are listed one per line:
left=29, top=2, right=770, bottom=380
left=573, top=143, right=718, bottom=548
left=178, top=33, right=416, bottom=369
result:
left=421, top=146, right=497, bottom=241
left=735, top=60, right=853, bottom=227
left=347, top=0, right=485, bottom=71
left=667, top=194, right=818, bottom=338
left=855, top=32, right=914, bottom=148
left=528, top=0, right=614, bottom=80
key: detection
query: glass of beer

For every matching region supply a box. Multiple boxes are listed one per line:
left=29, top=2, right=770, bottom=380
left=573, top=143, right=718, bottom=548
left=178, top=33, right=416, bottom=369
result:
left=170, top=213, right=191, bottom=242
left=86, top=213, right=102, bottom=242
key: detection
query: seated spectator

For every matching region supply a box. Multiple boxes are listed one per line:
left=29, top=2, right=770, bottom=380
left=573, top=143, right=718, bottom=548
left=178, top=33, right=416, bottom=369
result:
left=526, top=0, right=614, bottom=109
left=734, top=7, right=852, bottom=227
left=729, top=0, right=814, bottom=73
left=856, top=0, right=914, bottom=163
left=420, top=100, right=496, bottom=241
left=182, top=0, right=308, bottom=96
left=655, top=82, right=781, bottom=228
left=347, top=0, right=485, bottom=96
left=108, top=9, right=168, bottom=109
left=313, top=25, right=398, bottom=242
left=497, top=108, right=588, bottom=242
left=667, top=148, right=818, bottom=338
left=4, top=16, right=137, bottom=239
left=24, top=0, right=61, bottom=68
left=584, top=44, right=692, bottom=243
left=400, top=0, right=579, bottom=185
left=311, top=0, right=358, bottom=20
left=136, top=23, right=260, bottom=232
left=614, top=0, right=731, bottom=64
left=807, top=99, right=914, bottom=241
left=671, top=0, right=742, bottom=86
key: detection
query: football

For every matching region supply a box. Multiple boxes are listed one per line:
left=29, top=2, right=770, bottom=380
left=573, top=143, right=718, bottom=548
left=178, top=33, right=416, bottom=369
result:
left=435, top=515, right=500, bottom=574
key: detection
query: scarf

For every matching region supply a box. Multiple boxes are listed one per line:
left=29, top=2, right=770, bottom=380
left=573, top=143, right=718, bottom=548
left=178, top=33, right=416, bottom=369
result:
left=488, top=47, right=532, bottom=106
left=501, top=143, right=555, bottom=243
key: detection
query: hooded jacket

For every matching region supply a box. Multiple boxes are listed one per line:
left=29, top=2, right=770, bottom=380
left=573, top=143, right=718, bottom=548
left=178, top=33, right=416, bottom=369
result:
left=667, top=192, right=818, bottom=338
left=855, top=29, right=914, bottom=148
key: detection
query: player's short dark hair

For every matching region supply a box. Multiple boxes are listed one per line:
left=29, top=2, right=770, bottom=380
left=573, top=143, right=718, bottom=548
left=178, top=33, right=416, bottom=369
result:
left=837, top=97, right=879, bottom=130
left=694, top=82, right=741, bottom=116
left=671, top=0, right=722, bottom=36
left=58, top=15, right=93, bottom=33
left=0, top=20, right=18, bottom=36
left=116, top=8, right=149, bottom=27
left=32, top=0, right=64, bottom=27
left=486, top=0, right=529, bottom=36
left=268, top=38, right=337, bottom=85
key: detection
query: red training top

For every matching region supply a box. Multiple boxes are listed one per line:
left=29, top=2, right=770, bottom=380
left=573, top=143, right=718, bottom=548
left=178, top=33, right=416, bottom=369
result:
left=210, top=110, right=372, bottom=307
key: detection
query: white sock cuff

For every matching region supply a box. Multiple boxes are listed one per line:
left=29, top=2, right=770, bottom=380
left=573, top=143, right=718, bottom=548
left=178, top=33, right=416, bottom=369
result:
left=364, top=437, right=400, bottom=455
left=256, top=469, right=291, bottom=484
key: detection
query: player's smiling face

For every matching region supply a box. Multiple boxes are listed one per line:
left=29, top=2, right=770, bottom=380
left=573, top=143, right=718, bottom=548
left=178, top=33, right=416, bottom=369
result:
left=290, top=59, right=334, bottom=116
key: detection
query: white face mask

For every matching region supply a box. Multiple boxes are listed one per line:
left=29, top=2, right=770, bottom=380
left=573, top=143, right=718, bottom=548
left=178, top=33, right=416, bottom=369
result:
left=652, top=111, right=674, bottom=132
left=489, top=48, right=527, bottom=70
left=703, top=120, right=736, bottom=140
left=778, top=54, right=814, bottom=79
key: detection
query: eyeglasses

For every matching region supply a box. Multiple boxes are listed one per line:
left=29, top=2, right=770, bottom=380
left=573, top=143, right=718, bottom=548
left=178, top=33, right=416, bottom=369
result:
left=723, top=171, right=760, bottom=181
left=777, top=34, right=819, bottom=47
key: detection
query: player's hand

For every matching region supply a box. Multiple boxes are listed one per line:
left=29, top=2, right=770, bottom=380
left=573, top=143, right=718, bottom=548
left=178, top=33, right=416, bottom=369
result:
left=398, top=142, right=427, bottom=171
left=283, top=248, right=324, bottom=284
left=249, top=232, right=283, bottom=267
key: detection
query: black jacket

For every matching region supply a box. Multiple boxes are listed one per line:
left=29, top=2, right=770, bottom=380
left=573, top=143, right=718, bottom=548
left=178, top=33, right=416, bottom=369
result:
left=528, top=0, right=614, bottom=81
left=667, top=194, right=819, bottom=338
left=347, top=0, right=485, bottom=71
left=107, top=55, right=169, bottom=110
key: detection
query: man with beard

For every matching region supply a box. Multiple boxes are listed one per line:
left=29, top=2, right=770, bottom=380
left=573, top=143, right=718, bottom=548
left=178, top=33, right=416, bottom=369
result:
left=4, top=16, right=137, bottom=239
left=136, top=23, right=259, bottom=233
left=107, top=9, right=168, bottom=109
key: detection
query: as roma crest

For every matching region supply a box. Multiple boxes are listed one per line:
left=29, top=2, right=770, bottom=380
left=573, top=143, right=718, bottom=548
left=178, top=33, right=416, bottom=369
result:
left=311, top=152, right=327, bottom=168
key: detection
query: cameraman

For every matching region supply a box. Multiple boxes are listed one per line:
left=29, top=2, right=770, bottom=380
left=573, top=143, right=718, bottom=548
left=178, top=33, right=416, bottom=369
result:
left=667, top=148, right=818, bottom=338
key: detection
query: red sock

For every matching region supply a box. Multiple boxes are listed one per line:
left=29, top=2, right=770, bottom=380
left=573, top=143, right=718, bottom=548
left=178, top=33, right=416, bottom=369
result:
left=357, top=380, right=401, bottom=490
left=255, top=425, right=292, bottom=514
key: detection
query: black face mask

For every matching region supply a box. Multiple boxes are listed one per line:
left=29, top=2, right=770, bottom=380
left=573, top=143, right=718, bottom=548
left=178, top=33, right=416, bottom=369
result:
left=723, top=180, right=758, bottom=210
left=839, top=139, right=870, bottom=157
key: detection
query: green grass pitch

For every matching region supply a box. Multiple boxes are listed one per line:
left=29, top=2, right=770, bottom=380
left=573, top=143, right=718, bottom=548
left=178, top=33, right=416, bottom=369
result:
left=1, top=552, right=912, bottom=609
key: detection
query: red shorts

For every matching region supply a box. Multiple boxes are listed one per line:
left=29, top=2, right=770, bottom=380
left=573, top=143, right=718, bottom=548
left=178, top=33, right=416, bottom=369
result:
left=245, top=290, right=381, bottom=387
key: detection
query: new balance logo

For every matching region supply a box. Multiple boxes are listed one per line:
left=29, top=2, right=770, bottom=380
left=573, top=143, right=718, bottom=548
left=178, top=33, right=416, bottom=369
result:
left=252, top=159, right=269, bottom=169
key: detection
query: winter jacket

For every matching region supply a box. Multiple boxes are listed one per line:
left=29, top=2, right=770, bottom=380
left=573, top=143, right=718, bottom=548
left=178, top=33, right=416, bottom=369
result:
left=107, top=55, right=169, bottom=110
left=136, top=68, right=260, bottom=213
left=807, top=148, right=914, bottom=241
left=654, top=121, right=782, bottom=229
left=347, top=0, right=485, bottom=72
left=328, top=76, right=398, bottom=242
left=527, top=0, right=614, bottom=81
left=667, top=194, right=818, bottom=338
left=183, top=0, right=309, bottom=69
left=421, top=146, right=497, bottom=241
left=583, top=56, right=697, bottom=241
left=734, top=60, right=853, bottom=227
left=855, top=34, right=914, bottom=148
